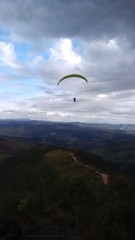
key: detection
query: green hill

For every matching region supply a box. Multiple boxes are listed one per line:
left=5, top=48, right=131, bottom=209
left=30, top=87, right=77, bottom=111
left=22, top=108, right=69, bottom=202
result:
left=0, top=136, right=35, bottom=155
left=0, top=146, right=135, bottom=239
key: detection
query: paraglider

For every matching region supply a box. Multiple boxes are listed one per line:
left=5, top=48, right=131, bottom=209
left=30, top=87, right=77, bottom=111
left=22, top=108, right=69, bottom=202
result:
left=57, top=74, right=88, bottom=86
left=57, top=74, right=88, bottom=102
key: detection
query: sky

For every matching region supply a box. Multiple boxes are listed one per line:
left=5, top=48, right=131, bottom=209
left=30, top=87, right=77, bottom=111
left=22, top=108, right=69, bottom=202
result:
left=0, top=0, right=135, bottom=124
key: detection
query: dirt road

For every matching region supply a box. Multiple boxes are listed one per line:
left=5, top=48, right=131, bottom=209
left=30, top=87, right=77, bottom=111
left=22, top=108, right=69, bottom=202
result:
left=69, top=152, right=109, bottom=185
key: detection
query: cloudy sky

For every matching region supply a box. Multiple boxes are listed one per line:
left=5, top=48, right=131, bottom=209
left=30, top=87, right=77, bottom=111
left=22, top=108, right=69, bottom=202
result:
left=0, top=0, right=135, bottom=123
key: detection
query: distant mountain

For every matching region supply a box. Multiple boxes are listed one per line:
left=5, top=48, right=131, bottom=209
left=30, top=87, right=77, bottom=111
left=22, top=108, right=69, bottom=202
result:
left=0, top=119, right=135, bottom=175
left=0, top=119, right=135, bottom=138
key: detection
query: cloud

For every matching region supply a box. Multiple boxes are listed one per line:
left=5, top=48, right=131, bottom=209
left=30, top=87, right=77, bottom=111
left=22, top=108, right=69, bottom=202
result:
left=50, top=39, right=81, bottom=65
left=0, top=0, right=135, bottom=46
left=0, top=35, right=134, bottom=124
left=0, top=0, right=135, bottom=123
left=0, top=41, right=20, bottom=68
left=79, top=36, right=135, bottom=94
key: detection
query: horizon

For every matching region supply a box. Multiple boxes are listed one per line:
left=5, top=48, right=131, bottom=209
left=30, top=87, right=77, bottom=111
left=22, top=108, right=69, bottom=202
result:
left=0, top=117, right=135, bottom=126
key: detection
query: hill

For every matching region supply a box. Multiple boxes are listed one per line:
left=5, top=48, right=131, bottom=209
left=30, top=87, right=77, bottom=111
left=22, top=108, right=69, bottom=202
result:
left=0, top=119, right=135, bottom=176
left=0, top=145, right=135, bottom=239
left=0, top=136, right=36, bottom=164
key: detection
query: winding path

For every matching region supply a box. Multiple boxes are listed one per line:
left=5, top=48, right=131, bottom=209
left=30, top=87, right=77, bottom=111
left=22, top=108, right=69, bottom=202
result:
left=69, top=152, right=109, bottom=185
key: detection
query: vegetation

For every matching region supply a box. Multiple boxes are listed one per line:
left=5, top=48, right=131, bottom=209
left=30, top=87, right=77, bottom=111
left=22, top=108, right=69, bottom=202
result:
left=0, top=145, right=135, bottom=239
left=73, top=149, right=110, bottom=172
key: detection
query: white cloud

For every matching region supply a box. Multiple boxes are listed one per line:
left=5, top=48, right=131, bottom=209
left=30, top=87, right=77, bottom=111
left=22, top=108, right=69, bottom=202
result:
left=88, top=38, right=120, bottom=51
left=50, top=38, right=81, bottom=65
left=0, top=41, right=20, bottom=68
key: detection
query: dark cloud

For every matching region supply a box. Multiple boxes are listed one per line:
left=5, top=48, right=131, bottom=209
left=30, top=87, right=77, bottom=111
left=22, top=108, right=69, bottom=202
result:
left=0, top=0, right=135, bottom=44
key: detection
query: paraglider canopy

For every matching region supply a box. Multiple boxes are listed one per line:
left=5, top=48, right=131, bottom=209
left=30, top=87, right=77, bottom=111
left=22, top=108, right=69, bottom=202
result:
left=57, top=74, right=88, bottom=86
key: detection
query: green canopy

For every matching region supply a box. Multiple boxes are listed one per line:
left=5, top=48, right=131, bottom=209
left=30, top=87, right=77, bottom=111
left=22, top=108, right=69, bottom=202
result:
left=57, top=74, right=88, bottom=86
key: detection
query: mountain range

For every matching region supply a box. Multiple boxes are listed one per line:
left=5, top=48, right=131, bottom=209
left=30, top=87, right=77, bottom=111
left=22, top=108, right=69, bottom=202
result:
left=0, top=119, right=135, bottom=176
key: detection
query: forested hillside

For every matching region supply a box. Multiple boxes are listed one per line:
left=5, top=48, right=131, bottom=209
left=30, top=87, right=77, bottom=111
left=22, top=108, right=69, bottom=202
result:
left=0, top=145, right=135, bottom=239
